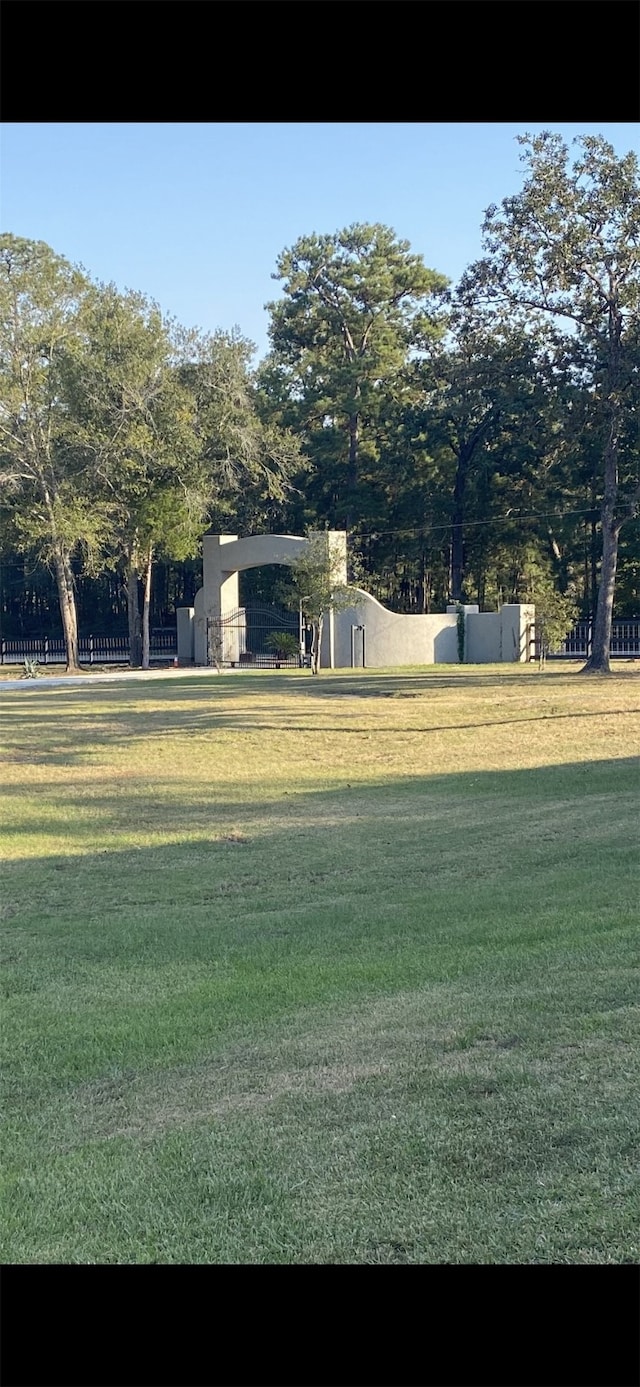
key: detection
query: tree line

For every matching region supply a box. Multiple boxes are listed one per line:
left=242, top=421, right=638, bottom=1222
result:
left=1, top=133, right=638, bottom=674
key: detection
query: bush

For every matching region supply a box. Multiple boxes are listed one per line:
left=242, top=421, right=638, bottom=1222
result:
left=265, top=632, right=299, bottom=660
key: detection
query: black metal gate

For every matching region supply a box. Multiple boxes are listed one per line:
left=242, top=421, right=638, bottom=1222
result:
left=207, top=604, right=307, bottom=668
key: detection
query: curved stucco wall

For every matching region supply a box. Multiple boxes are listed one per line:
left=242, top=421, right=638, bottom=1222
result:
left=324, top=589, right=458, bottom=667
left=322, top=593, right=535, bottom=667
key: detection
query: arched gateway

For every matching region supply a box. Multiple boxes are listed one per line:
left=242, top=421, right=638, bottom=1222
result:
left=176, top=530, right=534, bottom=669
left=177, top=532, right=347, bottom=667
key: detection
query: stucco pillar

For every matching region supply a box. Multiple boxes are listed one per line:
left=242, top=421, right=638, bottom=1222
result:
left=176, top=607, right=195, bottom=662
left=202, top=535, right=240, bottom=621
left=320, top=529, right=347, bottom=586
left=500, top=604, right=535, bottom=662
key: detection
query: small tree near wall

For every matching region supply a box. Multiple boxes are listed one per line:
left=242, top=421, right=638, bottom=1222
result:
left=289, top=533, right=358, bottom=674
left=535, top=590, right=579, bottom=669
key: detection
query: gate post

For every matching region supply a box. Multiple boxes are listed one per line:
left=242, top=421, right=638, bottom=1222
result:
left=351, top=624, right=366, bottom=668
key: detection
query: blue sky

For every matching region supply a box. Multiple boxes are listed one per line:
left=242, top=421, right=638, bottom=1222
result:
left=2, top=122, right=638, bottom=363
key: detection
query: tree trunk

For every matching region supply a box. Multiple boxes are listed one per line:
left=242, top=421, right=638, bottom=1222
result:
left=41, top=485, right=81, bottom=672
left=126, top=559, right=142, bottom=668
left=450, top=444, right=472, bottom=602
left=141, top=545, right=153, bottom=670
left=52, top=543, right=81, bottom=673
left=310, top=615, right=323, bottom=674
left=582, top=326, right=622, bottom=676
left=347, top=412, right=359, bottom=488
left=581, top=509, right=620, bottom=674
left=582, top=519, right=590, bottom=613
left=590, top=476, right=599, bottom=617
left=345, top=411, right=359, bottom=529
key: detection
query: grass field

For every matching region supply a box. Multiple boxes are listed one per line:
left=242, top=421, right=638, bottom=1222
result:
left=1, top=663, right=639, bottom=1263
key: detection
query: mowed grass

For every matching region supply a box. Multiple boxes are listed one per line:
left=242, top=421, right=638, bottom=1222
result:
left=1, top=663, right=639, bottom=1264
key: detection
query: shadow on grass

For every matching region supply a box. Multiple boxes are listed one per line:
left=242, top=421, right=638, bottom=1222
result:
left=2, top=748, right=637, bottom=1264
left=0, top=665, right=619, bottom=699
left=1, top=669, right=638, bottom=766
left=1, top=755, right=637, bottom=1158
left=1, top=753, right=636, bottom=861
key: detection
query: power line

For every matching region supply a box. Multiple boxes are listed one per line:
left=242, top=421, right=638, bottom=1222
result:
left=349, top=506, right=599, bottom=541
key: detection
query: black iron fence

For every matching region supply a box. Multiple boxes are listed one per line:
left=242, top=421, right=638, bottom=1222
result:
left=552, top=620, right=640, bottom=659
left=0, top=631, right=177, bottom=666
left=3, top=620, right=637, bottom=667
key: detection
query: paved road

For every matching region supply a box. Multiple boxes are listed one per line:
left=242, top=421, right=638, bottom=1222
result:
left=0, top=667, right=227, bottom=692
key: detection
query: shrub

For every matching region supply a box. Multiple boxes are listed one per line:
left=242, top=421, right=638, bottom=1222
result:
left=265, top=632, right=299, bottom=660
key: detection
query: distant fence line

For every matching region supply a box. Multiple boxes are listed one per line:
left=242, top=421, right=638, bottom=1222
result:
left=0, top=621, right=638, bottom=665
left=0, top=631, right=178, bottom=665
left=552, top=620, right=640, bottom=659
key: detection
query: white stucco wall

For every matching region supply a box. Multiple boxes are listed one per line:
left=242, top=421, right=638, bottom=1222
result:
left=500, top=604, right=536, bottom=662
left=323, top=590, right=459, bottom=668
left=176, top=606, right=195, bottom=662
left=466, top=611, right=501, bottom=663
left=321, top=594, right=535, bottom=668
left=193, top=588, right=207, bottom=666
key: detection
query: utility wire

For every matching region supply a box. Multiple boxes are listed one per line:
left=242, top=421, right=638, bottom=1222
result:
left=349, top=506, right=600, bottom=541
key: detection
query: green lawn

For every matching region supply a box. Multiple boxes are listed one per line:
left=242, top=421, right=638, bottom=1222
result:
left=1, top=664, right=639, bottom=1263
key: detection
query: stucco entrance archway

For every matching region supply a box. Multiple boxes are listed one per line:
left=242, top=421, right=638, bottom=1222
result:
left=179, top=532, right=347, bottom=666
left=176, top=530, right=534, bottom=669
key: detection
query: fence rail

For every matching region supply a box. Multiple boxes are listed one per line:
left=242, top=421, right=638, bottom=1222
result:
left=0, top=631, right=178, bottom=666
left=2, top=621, right=638, bottom=666
left=552, top=619, right=640, bottom=659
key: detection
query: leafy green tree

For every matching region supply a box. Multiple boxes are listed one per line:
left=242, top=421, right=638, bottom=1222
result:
left=66, top=295, right=301, bottom=668
left=412, top=308, right=553, bottom=603
left=265, top=223, right=448, bottom=529
left=288, top=532, right=357, bottom=675
left=535, top=586, right=580, bottom=669
left=344, top=376, right=453, bottom=613
left=0, top=235, right=100, bottom=670
left=60, top=283, right=204, bottom=666
left=0, top=252, right=301, bottom=667
left=178, top=326, right=302, bottom=530
left=460, top=133, right=640, bottom=673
